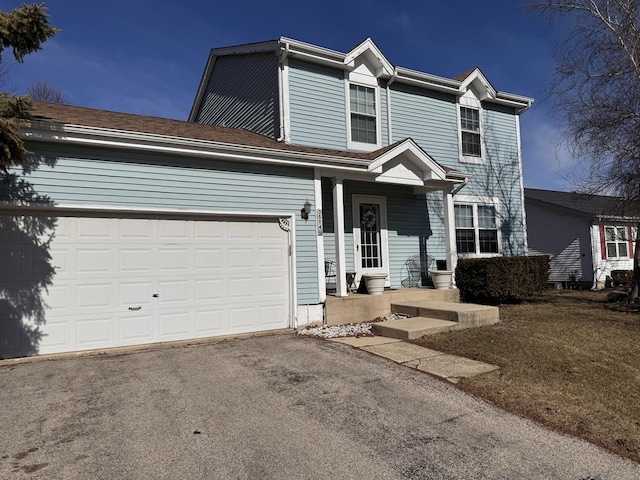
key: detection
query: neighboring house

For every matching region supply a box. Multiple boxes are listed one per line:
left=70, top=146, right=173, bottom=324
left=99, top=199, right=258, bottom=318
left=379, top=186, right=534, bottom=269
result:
left=525, top=188, right=638, bottom=288
left=0, top=37, right=532, bottom=358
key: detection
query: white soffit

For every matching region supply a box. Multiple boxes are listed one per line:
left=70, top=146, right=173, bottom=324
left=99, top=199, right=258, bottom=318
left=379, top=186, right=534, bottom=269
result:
left=344, top=38, right=394, bottom=78
left=368, top=139, right=448, bottom=184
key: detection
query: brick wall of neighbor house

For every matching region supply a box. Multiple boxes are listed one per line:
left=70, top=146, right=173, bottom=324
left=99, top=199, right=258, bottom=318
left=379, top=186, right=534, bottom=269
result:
left=193, top=52, right=280, bottom=139
left=526, top=200, right=594, bottom=284
left=321, top=179, right=434, bottom=288
left=24, top=142, right=320, bottom=305
left=288, top=59, right=349, bottom=150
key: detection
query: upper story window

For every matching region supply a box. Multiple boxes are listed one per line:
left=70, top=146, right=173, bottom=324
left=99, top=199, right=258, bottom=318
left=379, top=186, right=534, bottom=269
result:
left=349, top=84, right=377, bottom=145
left=604, top=226, right=631, bottom=258
left=455, top=202, right=499, bottom=255
left=460, top=107, right=481, bottom=157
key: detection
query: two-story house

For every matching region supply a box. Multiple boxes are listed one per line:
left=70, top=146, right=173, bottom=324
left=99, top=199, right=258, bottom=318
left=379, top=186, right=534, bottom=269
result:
left=1, top=37, right=532, bottom=358
left=190, top=38, right=532, bottom=295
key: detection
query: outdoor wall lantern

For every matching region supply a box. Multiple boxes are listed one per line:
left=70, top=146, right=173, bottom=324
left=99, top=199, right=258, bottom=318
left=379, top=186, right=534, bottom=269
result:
left=301, top=200, right=312, bottom=220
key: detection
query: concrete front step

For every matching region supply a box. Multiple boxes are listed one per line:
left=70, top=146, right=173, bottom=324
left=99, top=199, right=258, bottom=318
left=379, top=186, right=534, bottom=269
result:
left=391, top=301, right=499, bottom=328
left=371, top=317, right=458, bottom=340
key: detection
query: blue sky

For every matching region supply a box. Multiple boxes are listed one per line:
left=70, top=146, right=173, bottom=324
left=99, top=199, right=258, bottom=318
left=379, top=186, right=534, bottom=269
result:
left=1, top=0, right=574, bottom=190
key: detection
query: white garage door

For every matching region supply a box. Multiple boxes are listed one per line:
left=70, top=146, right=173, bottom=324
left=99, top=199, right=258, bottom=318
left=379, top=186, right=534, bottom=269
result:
left=0, top=213, right=291, bottom=356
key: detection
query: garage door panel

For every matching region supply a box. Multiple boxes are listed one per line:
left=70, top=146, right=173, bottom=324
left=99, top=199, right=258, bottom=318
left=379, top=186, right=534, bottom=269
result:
left=157, top=280, right=190, bottom=304
left=157, top=311, right=190, bottom=338
left=76, top=283, right=113, bottom=309
left=195, top=309, right=226, bottom=334
left=76, top=316, right=112, bottom=346
left=119, top=314, right=154, bottom=342
left=195, top=279, right=223, bottom=301
left=158, top=248, right=190, bottom=272
left=1, top=214, right=291, bottom=357
left=119, top=249, right=152, bottom=272
left=194, top=248, right=223, bottom=271
left=158, top=221, right=189, bottom=240
left=77, top=218, right=113, bottom=239
left=76, top=248, right=112, bottom=274
left=120, top=282, right=153, bottom=306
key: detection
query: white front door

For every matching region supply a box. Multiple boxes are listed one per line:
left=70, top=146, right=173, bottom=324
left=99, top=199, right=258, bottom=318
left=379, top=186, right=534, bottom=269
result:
left=352, top=195, right=389, bottom=285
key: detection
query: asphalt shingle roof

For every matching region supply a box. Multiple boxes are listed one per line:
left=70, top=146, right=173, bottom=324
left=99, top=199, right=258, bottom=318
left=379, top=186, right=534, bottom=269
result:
left=524, top=188, right=640, bottom=219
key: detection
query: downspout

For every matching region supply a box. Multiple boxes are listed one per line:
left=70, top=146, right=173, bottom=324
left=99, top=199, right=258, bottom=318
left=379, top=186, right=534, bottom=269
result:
left=451, top=177, right=469, bottom=196
left=277, top=42, right=290, bottom=142
left=386, top=68, right=398, bottom=144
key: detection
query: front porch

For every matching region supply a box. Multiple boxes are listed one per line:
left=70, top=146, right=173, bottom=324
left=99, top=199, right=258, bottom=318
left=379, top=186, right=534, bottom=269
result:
left=325, top=287, right=459, bottom=325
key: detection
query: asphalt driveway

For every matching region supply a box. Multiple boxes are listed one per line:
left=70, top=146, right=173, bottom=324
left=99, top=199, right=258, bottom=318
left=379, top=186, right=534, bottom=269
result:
left=1, top=334, right=638, bottom=479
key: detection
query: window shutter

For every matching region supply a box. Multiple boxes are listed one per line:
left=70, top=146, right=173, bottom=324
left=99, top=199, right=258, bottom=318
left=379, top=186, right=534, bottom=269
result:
left=599, top=225, right=606, bottom=260
left=628, top=226, right=634, bottom=259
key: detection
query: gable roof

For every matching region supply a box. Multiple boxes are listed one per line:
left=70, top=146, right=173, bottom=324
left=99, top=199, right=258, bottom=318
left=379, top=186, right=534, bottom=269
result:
left=524, top=188, right=640, bottom=221
left=22, top=102, right=468, bottom=188
left=190, top=36, right=533, bottom=121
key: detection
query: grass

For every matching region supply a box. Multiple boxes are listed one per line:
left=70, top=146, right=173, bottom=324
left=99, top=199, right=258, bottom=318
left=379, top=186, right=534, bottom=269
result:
left=412, top=289, right=640, bottom=462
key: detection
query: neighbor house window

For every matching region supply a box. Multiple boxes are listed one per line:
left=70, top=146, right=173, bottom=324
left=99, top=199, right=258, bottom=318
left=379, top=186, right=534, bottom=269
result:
left=349, top=84, right=377, bottom=144
left=604, top=226, right=629, bottom=258
left=455, top=203, right=499, bottom=255
left=460, top=107, right=481, bottom=157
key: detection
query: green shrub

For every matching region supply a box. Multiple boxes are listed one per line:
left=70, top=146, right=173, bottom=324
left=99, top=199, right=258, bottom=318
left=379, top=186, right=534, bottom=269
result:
left=455, top=255, right=549, bottom=304
left=610, top=270, right=633, bottom=287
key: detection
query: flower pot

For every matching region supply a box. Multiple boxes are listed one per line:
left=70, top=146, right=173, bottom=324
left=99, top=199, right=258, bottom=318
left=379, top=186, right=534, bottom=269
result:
left=429, top=270, right=453, bottom=289
left=362, top=274, right=387, bottom=295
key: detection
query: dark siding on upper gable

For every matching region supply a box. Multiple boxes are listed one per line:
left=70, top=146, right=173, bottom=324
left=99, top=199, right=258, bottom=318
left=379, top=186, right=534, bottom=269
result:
left=194, top=52, right=280, bottom=139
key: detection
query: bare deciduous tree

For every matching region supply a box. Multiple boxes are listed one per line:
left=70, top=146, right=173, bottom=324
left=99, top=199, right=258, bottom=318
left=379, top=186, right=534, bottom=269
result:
left=529, top=0, right=640, bottom=300
left=27, top=78, right=66, bottom=103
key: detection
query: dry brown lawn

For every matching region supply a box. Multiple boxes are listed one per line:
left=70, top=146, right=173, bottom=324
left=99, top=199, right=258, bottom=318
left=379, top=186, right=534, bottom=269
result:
left=412, top=289, right=640, bottom=462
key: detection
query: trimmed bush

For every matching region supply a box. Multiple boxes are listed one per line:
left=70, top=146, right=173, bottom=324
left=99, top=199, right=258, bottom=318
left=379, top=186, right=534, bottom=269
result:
left=611, top=270, right=633, bottom=287
left=455, top=255, right=550, bottom=304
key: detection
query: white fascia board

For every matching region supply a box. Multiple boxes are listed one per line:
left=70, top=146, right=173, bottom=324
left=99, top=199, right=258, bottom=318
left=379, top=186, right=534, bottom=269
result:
left=0, top=202, right=295, bottom=220
left=209, top=40, right=281, bottom=57
left=368, top=140, right=447, bottom=180
left=20, top=124, right=379, bottom=174
left=494, top=92, right=534, bottom=112
left=394, top=67, right=461, bottom=95
left=188, top=53, right=217, bottom=122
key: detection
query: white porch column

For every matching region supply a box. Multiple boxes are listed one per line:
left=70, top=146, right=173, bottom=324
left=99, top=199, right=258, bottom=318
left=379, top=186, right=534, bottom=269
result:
left=332, top=178, right=348, bottom=297
left=443, top=188, right=457, bottom=273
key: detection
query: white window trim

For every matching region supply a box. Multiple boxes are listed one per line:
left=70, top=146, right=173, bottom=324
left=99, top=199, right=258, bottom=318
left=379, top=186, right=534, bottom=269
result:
left=345, top=76, right=381, bottom=152
left=604, top=225, right=633, bottom=259
left=457, top=92, right=485, bottom=165
left=454, top=195, right=501, bottom=258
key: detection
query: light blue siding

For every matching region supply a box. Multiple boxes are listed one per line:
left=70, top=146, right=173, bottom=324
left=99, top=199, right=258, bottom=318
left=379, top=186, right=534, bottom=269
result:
left=17, top=143, right=319, bottom=304
left=322, top=179, right=435, bottom=288
left=195, top=53, right=280, bottom=139
left=390, top=84, right=459, bottom=164
left=288, top=59, right=347, bottom=150
left=454, top=104, right=526, bottom=255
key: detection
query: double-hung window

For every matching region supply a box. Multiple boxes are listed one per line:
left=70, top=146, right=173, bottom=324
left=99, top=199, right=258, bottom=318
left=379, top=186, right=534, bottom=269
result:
left=604, top=226, right=629, bottom=258
left=349, top=84, right=377, bottom=145
left=455, top=203, right=499, bottom=255
left=460, top=107, right=481, bottom=157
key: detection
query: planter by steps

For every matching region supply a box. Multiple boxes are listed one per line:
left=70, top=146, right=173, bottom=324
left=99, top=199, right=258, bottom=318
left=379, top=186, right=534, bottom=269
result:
left=362, top=273, right=387, bottom=295
left=429, top=270, right=453, bottom=289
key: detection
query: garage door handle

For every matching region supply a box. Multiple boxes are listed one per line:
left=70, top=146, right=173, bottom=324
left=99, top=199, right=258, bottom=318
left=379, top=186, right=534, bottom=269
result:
left=128, top=306, right=142, bottom=311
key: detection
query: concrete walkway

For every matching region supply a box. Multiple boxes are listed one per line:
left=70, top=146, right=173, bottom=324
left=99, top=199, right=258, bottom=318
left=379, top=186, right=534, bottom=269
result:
left=329, top=335, right=498, bottom=383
